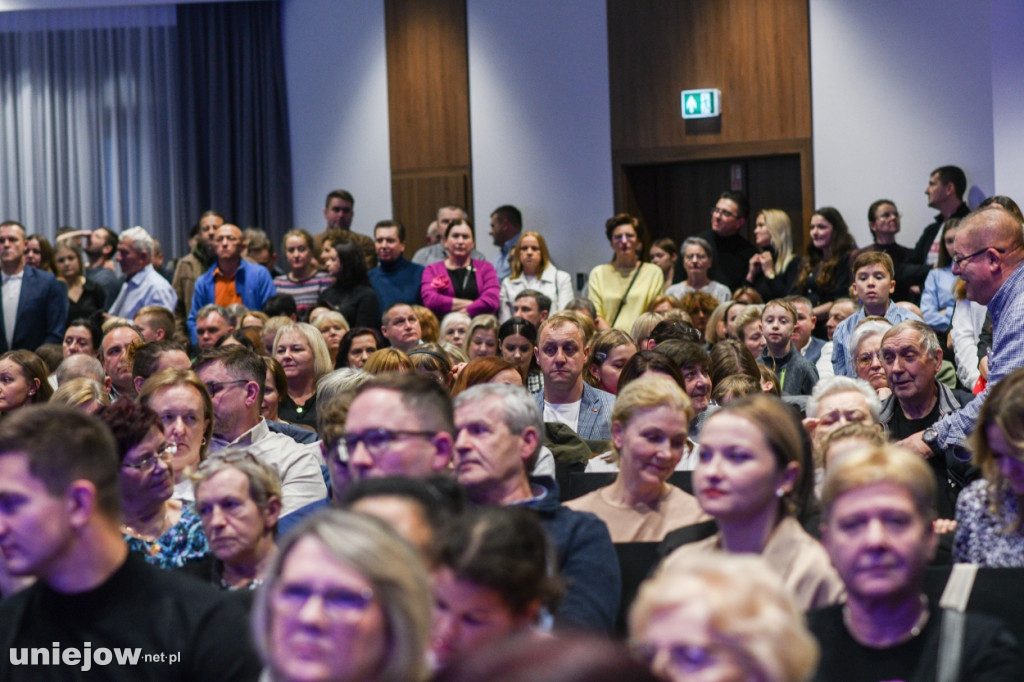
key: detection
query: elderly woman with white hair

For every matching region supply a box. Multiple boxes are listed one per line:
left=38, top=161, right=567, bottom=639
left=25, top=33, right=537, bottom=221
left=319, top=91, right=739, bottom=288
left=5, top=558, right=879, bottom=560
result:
left=273, top=321, right=333, bottom=429
left=631, top=553, right=819, bottom=682
left=804, top=375, right=882, bottom=493
left=848, top=317, right=893, bottom=400
left=666, top=236, right=732, bottom=304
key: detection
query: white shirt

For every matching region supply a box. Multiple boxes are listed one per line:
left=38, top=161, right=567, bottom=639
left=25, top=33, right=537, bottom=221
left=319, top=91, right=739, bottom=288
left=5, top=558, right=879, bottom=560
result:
left=2, top=270, right=23, bottom=348
left=544, top=399, right=582, bottom=432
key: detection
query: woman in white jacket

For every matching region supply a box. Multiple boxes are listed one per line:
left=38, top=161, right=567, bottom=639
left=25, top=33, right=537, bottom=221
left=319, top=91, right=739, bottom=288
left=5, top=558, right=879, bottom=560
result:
left=498, top=231, right=574, bottom=321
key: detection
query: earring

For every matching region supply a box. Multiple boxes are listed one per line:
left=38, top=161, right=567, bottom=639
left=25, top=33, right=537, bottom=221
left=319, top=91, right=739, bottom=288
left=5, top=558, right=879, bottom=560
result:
left=201, top=437, right=207, bottom=445
left=776, top=487, right=786, bottom=498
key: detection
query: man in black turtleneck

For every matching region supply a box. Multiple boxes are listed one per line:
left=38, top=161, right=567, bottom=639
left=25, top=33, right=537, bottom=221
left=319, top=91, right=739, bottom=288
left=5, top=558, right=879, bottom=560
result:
left=696, top=190, right=756, bottom=292
left=368, top=219, right=424, bottom=317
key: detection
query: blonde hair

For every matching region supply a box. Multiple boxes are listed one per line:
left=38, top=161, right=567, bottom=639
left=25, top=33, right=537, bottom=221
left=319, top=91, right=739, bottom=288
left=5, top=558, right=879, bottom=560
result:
left=759, top=209, right=795, bottom=272
left=969, top=367, right=1024, bottom=532
left=463, top=315, right=500, bottom=356
left=633, top=553, right=818, bottom=682
left=273, top=322, right=333, bottom=380
left=509, top=231, right=552, bottom=278
left=610, top=376, right=693, bottom=463
left=50, top=377, right=110, bottom=410
left=138, top=369, right=214, bottom=462
left=364, top=348, right=414, bottom=375
left=630, top=311, right=665, bottom=347
left=820, top=445, right=936, bottom=523
left=585, top=329, right=637, bottom=389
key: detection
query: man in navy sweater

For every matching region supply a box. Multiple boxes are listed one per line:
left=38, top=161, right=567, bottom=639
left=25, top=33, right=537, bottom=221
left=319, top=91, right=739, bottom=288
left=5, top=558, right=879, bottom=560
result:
left=367, top=220, right=424, bottom=317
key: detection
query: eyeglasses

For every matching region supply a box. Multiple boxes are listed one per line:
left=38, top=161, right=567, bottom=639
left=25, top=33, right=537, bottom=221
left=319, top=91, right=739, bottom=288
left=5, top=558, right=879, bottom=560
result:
left=122, top=443, right=177, bottom=474
left=952, top=246, right=1005, bottom=268
left=711, top=207, right=738, bottom=219
left=875, top=211, right=901, bottom=221
left=203, top=379, right=249, bottom=397
left=274, top=583, right=375, bottom=619
left=339, top=428, right=438, bottom=458
left=856, top=350, right=883, bottom=367
left=611, top=233, right=637, bottom=242
left=684, top=253, right=708, bottom=261
left=631, top=641, right=727, bottom=674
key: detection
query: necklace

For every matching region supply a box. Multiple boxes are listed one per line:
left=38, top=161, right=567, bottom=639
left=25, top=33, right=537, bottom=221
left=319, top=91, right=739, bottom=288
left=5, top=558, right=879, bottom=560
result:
left=122, top=507, right=171, bottom=542
left=842, top=594, right=930, bottom=648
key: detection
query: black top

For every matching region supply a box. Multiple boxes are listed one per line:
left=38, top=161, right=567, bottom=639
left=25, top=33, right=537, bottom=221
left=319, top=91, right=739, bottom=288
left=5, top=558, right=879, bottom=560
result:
left=748, top=253, right=803, bottom=301
left=278, top=392, right=317, bottom=430
left=447, top=266, right=479, bottom=301
left=67, top=278, right=108, bottom=323
left=317, top=283, right=380, bottom=329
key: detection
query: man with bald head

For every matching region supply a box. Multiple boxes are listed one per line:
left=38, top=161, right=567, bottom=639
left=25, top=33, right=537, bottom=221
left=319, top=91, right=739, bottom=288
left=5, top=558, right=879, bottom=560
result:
left=900, top=206, right=1024, bottom=457
left=187, top=223, right=275, bottom=346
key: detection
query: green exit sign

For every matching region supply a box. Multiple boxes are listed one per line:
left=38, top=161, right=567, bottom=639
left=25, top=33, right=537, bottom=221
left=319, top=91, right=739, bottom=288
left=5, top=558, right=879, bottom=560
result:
left=681, top=89, right=721, bottom=119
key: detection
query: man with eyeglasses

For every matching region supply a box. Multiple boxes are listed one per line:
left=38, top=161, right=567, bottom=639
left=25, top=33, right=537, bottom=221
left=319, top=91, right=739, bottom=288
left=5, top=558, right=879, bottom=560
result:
left=863, top=199, right=931, bottom=304
left=194, top=346, right=326, bottom=521
left=695, top=190, right=756, bottom=291
left=334, top=373, right=454, bottom=483
left=900, top=206, right=1024, bottom=460
left=0, top=405, right=260, bottom=680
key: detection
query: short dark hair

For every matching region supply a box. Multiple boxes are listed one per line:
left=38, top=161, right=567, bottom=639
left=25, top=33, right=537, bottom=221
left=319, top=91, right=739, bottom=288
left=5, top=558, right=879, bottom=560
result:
left=132, top=340, right=188, bottom=383
left=657, top=339, right=709, bottom=371
left=375, top=219, right=406, bottom=242
left=97, top=398, right=161, bottom=463
left=66, top=317, right=103, bottom=351
left=0, top=405, right=121, bottom=519
left=515, top=289, right=552, bottom=314
left=867, top=199, right=897, bottom=224
left=354, top=372, right=454, bottom=435
left=336, top=327, right=384, bottom=369
left=341, top=474, right=467, bottom=536
left=95, top=227, right=119, bottom=256
left=932, top=166, right=967, bottom=200
left=325, top=189, right=354, bottom=208
left=616, top=350, right=686, bottom=393
left=719, top=190, right=749, bottom=220
left=649, top=319, right=701, bottom=346
left=263, top=293, right=297, bottom=319
left=491, top=205, right=522, bottom=231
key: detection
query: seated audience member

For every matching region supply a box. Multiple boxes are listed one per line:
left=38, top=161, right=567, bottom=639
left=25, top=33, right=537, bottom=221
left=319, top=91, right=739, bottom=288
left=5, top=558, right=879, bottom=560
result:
left=368, top=219, right=425, bottom=316
left=62, top=318, right=102, bottom=358
left=649, top=236, right=684, bottom=289
left=666, top=236, right=731, bottom=303
left=733, top=285, right=763, bottom=304
left=661, top=394, right=844, bottom=611
left=614, top=350, right=686, bottom=397
left=955, top=367, right=1024, bottom=565
left=440, top=311, right=471, bottom=348
left=787, top=295, right=825, bottom=363
left=584, top=328, right=637, bottom=396
left=878, top=320, right=975, bottom=520
left=566, top=376, right=707, bottom=541
left=190, top=451, right=281, bottom=590
left=55, top=352, right=108, bottom=391
left=138, top=369, right=212, bottom=502
left=534, top=312, right=615, bottom=441
left=312, top=310, right=348, bottom=366
left=815, top=297, right=858, bottom=379
left=50, top=376, right=109, bottom=412
left=98, top=399, right=208, bottom=570
left=341, top=475, right=467, bottom=561
left=450, top=356, right=525, bottom=396
left=564, top=296, right=597, bottom=323
left=463, top=314, right=499, bottom=360
left=849, top=317, right=893, bottom=399
left=421, top=218, right=500, bottom=318
left=649, top=318, right=701, bottom=347
left=0, top=405, right=259, bottom=680
left=630, top=311, right=665, bottom=350
left=100, top=322, right=143, bottom=399
left=810, top=446, right=1021, bottom=681
left=499, top=230, right=573, bottom=322
left=194, top=346, right=327, bottom=518
left=317, top=239, right=379, bottom=330
left=588, top=214, right=664, bottom=332
left=818, top=422, right=886, bottom=471
left=133, top=304, right=177, bottom=343
left=430, top=507, right=564, bottom=670
left=759, top=298, right=819, bottom=396
left=921, top=218, right=960, bottom=335
left=252, top=510, right=433, bottom=682
left=709, top=338, right=761, bottom=388
left=262, top=293, right=297, bottom=321
left=745, top=209, right=804, bottom=302
left=335, top=326, right=383, bottom=370
left=648, top=296, right=683, bottom=316
left=677, top=290, right=719, bottom=339
left=408, top=343, right=453, bottom=388
left=832, top=251, right=920, bottom=377
left=711, top=373, right=761, bottom=405
left=193, top=303, right=235, bottom=352
left=260, top=356, right=288, bottom=423
left=413, top=304, right=440, bottom=343
left=452, top=383, right=621, bottom=633
left=381, top=302, right=423, bottom=353
left=0, top=350, right=52, bottom=416
left=703, top=302, right=731, bottom=345
left=512, top=289, right=552, bottom=329
left=656, top=340, right=713, bottom=438
left=632, top=554, right=819, bottom=682
left=272, top=321, right=332, bottom=429
left=434, top=634, right=658, bottom=682
left=130, top=339, right=191, bottom=393
left=804, top=376, right=881, bottom=474
left=363, top=347, right=414, bottom=375
left=499, top=317, right=542, bottom=394
left=735, top=304, right=767, bottom=359
left=341, top=372, right=454, bottom=481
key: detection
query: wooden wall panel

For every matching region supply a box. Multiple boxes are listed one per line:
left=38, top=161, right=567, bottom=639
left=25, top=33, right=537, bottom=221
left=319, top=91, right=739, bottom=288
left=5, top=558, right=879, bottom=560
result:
left=385, top=0, right=472, bottom=251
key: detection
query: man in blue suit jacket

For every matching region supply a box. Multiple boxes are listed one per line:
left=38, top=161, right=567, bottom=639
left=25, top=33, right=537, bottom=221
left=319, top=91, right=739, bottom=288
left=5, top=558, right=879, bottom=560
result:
left=0, top=221, right=67, bottom=352
left=533, top=312, right=615, bottom=441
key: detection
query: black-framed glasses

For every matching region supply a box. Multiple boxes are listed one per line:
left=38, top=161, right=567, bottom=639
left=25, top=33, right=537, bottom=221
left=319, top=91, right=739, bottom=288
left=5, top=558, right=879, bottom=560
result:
left=953, top=246, right=1003, bottom=268
left=203, top=379, right=249, bottom=397
left=711, top=207, right=737, bottom=219
left=339, top=428, right=438, bottom=458
left=122, top=442, right=177, bottom=474
left=273, top=583, right=375, bottom=619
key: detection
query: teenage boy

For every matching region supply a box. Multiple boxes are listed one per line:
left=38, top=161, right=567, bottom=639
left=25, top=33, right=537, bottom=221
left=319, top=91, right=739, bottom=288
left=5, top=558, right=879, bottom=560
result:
left=832, top=252, right=920, bottom=378
left=759, top=298, right=819, bottom=396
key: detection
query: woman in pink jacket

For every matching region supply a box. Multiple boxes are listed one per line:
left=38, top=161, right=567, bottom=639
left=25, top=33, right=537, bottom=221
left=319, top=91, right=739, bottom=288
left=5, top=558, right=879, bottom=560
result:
left=421, top=218, right=500, bottom=318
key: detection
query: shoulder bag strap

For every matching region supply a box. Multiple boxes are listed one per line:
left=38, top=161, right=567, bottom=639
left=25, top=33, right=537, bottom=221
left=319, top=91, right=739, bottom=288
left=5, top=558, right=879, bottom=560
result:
left=609, top=265, right=642, bottom=327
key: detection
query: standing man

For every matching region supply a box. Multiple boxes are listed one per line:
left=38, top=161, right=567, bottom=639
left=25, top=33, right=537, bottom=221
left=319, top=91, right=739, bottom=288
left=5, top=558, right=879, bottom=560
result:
left=0, top=220, right=67, bottom=352
left=696, top=191, right=756, bottom=292
left=83, top=226, right=123, bottom=307
left=913, top=166, right=970, bottom=267
left=321, top=189, right=376, bottom=270
left=107, top=226, right=178, bottom=320
left=533, top=312, right=614, bottom=441
left=0, top=406, right=261, bottom=681
left=900, top=207, right=1024, bottom=456
left=187, top=224, right=275, bottom=345
left=412, top=205, right=486, bottom=266
left=453, top=383, right=620, bottom=633
left=172, top=211, right=221, bottom=336
left=489, top=204, right=523, bottom=281
left=810, top=445, right=1019, bottom=681
left=367, top=220, right=424, bottom=316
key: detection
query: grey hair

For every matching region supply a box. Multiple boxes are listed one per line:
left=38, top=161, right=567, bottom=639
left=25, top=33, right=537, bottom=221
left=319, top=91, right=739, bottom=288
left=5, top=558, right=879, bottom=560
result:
left=316, top=367, right=372, bottom=405
left=119, top=226, right=154, bottom=258
left=806, top=375, right=881, bottom=422
left=882, top=319, right=941, bottom=357
left=681, top=236, right=713, bottom=259
left=191, top=447, right=282, bottom=515
left=848, top=318, right=892, bottom=367
left=453, top=383, right=542, bottom=452
left=56, top=354, right=106, bottom=385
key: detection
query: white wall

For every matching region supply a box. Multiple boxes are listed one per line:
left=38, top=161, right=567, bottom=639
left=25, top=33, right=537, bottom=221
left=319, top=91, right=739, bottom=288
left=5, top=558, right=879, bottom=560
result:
left=466, top=0, right=612, bottom=286
left=282, top=0, right=392, bottom=237
left=991, top=0, right=1024, bottom=198
left=810, top=0, right=996, bottom=246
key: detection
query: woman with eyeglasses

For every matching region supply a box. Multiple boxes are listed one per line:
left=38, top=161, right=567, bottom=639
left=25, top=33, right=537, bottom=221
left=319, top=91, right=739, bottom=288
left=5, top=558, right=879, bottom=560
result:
left=588, top=213, right=664, bottom=333
left=253, top=509, right=433, bottom=682
left=849, top=317, right=892, bottom=400
left=99, top=398, right=208, bottom=570
left=666, top=237, right=731, bottom=304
